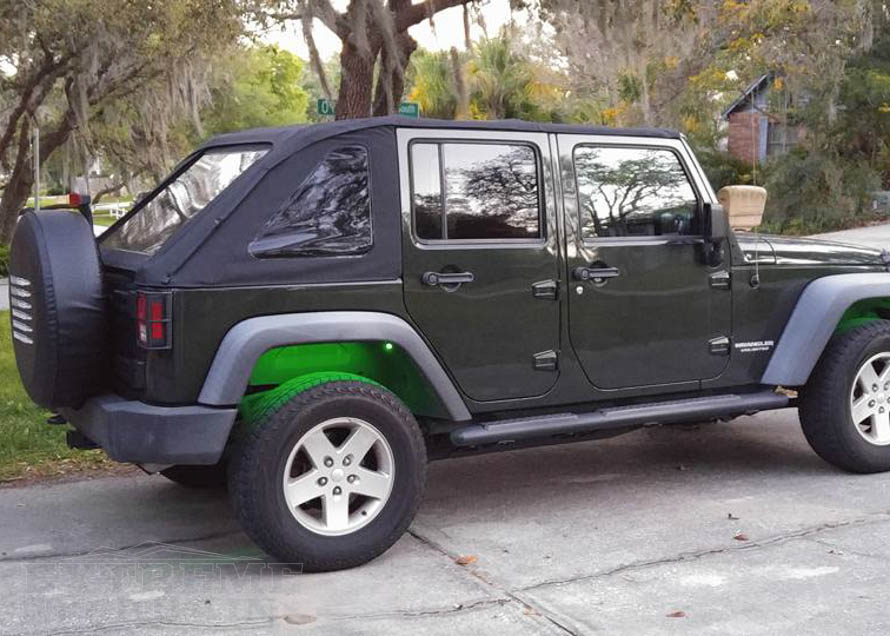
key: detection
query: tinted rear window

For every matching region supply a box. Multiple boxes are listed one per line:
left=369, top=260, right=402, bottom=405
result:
left=103, top=146, right=267, bottom=254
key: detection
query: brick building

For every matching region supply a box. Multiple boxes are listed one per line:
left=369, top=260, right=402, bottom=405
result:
left=723, top=72, right=803, bottom=165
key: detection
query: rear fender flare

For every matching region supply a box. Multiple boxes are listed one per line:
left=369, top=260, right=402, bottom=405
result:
left=761, top=273, right=890, bottom=386
left=197, top=312, right=472, bottom=422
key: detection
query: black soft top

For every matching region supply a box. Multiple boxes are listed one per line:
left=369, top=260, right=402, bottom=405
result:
left=106, top=116, right=681, bottom=287
left=200, top=115, right=680, bottom=160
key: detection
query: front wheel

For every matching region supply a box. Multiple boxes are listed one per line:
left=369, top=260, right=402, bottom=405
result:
left=228, top=380, right=427, bottom=571
left=800, top=320, right=890, bottom=473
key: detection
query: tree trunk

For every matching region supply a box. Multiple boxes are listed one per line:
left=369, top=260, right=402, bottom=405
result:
left=451, top=47, right=469, bottom=119
left=337, top=42, right=377, bottom=119
left=372, top=31, right=417, bottom=116
left=0, top=114, right=75, bottom=243
left=0, top=120, right=34, bottom=243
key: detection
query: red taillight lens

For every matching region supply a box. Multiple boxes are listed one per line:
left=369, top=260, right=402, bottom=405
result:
left=136, top=292, right=172, bottom=349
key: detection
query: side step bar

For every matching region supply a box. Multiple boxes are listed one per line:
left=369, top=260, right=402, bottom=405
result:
left=450, top=390, right=791, bottom=447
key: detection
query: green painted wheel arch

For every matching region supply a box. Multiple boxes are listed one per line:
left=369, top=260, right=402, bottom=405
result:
left=237, top=341, right=448, bottom=422
left=239, top=371, right=382, bottom=425
left=835, top=298, right=890, bottom=335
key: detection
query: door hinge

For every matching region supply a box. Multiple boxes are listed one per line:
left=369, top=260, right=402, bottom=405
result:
left=533, top=350, right=558, bottom=371
left=532, top=279, right=558, bottom=300
left=709, top=271, right=731, bottom=290
left=708, top=336, right=731, bottom=356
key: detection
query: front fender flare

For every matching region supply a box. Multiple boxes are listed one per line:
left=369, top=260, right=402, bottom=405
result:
left=197, top=311, right=472, bottom=422
left=761, top=273, right=890, bottom=387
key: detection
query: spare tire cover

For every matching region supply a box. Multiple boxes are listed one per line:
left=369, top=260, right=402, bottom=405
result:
left=8, top=211, right=106, bottom=409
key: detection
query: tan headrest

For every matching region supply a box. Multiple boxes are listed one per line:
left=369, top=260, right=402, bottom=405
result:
left=717, top=185, right=768, bottom=231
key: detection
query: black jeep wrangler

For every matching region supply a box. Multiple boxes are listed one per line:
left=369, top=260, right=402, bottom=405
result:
left=9, top=117, right=890, bottom=570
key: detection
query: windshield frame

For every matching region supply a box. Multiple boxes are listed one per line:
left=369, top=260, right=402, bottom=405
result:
left=99, top=143, right=271, bottom=260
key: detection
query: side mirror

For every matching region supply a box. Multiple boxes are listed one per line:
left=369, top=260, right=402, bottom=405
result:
left=703, top=202, right=728, bottom=266
left=717, top=185, right=767, bottom=231
left=704, top=202, right=728, bottom=243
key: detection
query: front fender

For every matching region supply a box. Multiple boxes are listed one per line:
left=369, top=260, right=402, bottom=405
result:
left=761, top=273, right=890, bottom=386
left=197, top=311, right=472, bottom=422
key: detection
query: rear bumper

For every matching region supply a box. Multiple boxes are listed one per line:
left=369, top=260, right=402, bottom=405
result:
left=59, top=395, right=237, bottom=465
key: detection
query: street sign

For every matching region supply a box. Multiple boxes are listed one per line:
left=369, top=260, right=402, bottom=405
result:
left=399, top=102, right=421, bottom=118
left=316, top=99, right=421, bottom=118
left=317, top=98, right=336, bottom=116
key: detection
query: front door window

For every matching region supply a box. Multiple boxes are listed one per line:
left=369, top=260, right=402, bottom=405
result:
left=574, top=146, right=699, bottom=239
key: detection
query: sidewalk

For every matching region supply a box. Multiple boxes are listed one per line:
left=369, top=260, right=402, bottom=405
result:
left=0, top=278, right=7, bottom=312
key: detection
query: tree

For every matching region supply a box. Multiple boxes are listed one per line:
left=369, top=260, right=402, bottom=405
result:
left=468, top=35, right=536, bottom=119
left=407, top=49, right=459, bottom=119
left=518, top=0, right=713, bottom=126
left=202, top=45, right=310, bottom=135
left=264, top=0, right=478, bottom=119
left=0, top=0, right=244, bottom=242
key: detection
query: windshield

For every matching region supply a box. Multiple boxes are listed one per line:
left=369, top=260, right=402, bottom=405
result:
left=102, top=145, right=268, bottom=254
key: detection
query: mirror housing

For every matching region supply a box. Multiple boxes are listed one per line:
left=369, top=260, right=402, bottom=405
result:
left=717, top=185, right=767, bottom=231
left=702, top=202, right=728, bottom=266
left=703, top=202, right=728, bottom=243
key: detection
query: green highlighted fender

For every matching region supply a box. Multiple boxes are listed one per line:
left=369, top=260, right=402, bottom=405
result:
left=238, top=342, right=445, bottom=421
left=239, top=371, right=380, bottom=425
left=835, top=298, right=890, bottom=335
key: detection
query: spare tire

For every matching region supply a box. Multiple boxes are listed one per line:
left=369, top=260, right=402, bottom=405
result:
left=8, top=211, right=106, bottom=409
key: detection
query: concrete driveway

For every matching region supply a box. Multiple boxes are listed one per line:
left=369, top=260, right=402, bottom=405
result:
left=5, top=409, right=890, bottom=635
left=814, top=223, right=890, bottom=249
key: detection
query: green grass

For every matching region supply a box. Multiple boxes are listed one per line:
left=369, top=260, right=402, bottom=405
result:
left=0, top=312, right=111, bottom=483
left=92, top=213, right=116, bottom=227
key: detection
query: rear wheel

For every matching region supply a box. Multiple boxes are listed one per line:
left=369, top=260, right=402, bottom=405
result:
left=228, top=380, right=426, bottom=571
left=800, top=321, right=890, bottom=473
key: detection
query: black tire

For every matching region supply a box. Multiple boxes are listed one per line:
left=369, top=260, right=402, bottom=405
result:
left=800, top=320, right=890, bottom=473
left=160, top=463, right=228, bottom=489
left=8, top=211, right=105, bottom=408
left=228, top=380, right=427, bottom=571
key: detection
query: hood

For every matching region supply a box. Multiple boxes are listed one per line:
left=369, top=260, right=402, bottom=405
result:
left=735, top=232, right=887, bottom=267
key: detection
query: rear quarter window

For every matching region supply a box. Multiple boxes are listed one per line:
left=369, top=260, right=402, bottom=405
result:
left=249, top=146, right=372, bottom=258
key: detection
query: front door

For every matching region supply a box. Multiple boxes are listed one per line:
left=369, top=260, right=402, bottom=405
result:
left=398, top=129, right=560, bottom=402
left=558, top=135, right=731, bottom=391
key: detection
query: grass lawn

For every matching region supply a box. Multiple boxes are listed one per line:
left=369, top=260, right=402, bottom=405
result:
left=0, top=311, right=113, bottom=483
left=92, top=213, right=116, bottom=227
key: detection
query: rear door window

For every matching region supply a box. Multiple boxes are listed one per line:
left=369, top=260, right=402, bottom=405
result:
left=103, top=146, right=267, bottom=254
left=410, top=142, right=542, bottom=242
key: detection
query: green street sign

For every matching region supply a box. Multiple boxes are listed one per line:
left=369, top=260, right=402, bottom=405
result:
left=399, top=102, right=421, bottom=118
left=317, top=98, right=336, bottom=116
left=316, top=98, right=420, bottom=118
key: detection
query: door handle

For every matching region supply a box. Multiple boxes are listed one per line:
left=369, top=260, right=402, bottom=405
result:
left=573, top=266, right=620, bottom=282
left=422, top=271, right=475, bottom=286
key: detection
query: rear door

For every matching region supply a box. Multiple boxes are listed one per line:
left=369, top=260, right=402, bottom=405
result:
left=558, top=134, right=731, bottom=391
left=398, top=129, right=560, bottom=402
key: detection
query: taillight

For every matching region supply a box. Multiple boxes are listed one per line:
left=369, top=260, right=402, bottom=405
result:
left=136, top=291, right=172, bottom=349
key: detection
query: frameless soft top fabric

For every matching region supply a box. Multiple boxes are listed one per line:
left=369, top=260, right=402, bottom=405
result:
left=112, top=116, right=680, bottom=287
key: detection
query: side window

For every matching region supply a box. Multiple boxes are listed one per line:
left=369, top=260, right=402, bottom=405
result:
left=249, top=146, right=372, bottom=258
left=410, top=142, right=542, bottom=241
left=574, top=146, right=699, bottom=239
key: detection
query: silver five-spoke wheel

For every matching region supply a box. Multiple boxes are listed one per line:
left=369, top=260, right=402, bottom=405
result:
left=282, top=417, right=395, bottom=536
left=850, top=352, right=890, bottom=446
